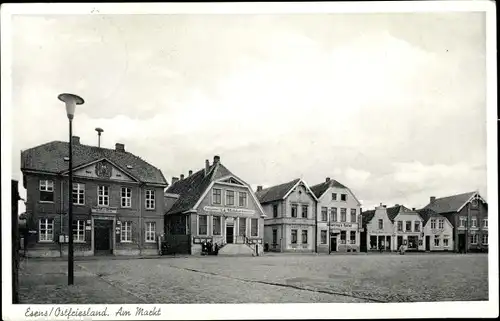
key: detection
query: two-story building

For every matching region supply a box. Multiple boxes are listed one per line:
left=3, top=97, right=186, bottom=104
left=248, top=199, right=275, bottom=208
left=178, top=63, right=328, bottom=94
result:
left=257, top=179, right=318, bottom=253
left=164, top=156, right=266, bottom=256
left=418, top=208, right=454, bottom=252
left=423, top=191, right=488, bottom=253
left=310, top=177, right=362, bottom=253
left=392, top=207, right=425, bottom=251
left=21, top=136, right=168, bottom=257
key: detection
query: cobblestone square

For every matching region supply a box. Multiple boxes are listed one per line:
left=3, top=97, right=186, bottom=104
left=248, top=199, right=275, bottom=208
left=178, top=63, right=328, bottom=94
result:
left=19, top=253, right=488, bottom=304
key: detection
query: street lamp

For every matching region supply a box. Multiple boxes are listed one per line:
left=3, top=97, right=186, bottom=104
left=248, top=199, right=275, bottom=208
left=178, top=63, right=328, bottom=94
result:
left=58, top=93, right=84, bottom=285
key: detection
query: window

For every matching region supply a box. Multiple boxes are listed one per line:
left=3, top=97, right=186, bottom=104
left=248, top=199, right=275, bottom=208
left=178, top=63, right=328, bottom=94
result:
left=332, top=193, right=337, bottom=201
left=212, top=188, right=222, bottom=204
left=483, top=219, right=488, bottom=228
left=341, top=194, right=347, bottom=201
left=121, top=221, right=132, bottom=242
left=459, top=217, right=467, bottom=228
left=340, top=208, right=347, bottom=222
left=430, top=219, right=436, bottom=229
left=121, top=187, right=131, bottom=208
left=238, top=192, right=247, bottom=207
left=39, top=218, right=54, bottom=242
left=331, top=208, right=337, bottom=222
left=301, top=230, right=308, bottom=244
left=272, top=229, right=278, bottom=245
left=145, top=222, right=156, bottom=242
left=321, top=207, right=328, bottom=221
left=291, top=229, right=298, bottom=244
left=198, top=215, right=208, bottom=235
left=72, top=183, right=85, bottom=205
left=145, top=189, right=155, bottom=209
left=471, top=217, right=477, bottom=228
left=225, top=190, right=235, bottom=206
left=470, top=234, right=478, bottom=244
left=482, top=234, right=488, bottom=244
left=350, top=209, right=357, bottom=223
left=378, top=219, right=383, bottom=230
left=443, top=238, right=449, bottom=247
left=321, top=230, right=327, bottom=244
left=39, top=180, right=54, bottom=202
left=291, top=204, right=298, bottom=218
left=251, top=218, right=258, bottom=237
left=273, top=205, right=279, bottom=218
left=239, top=218, right=247, bottom=236
left=405, top=221, right=412, bottom=232
left=434, top=235, right=440, bottom=246
left=414, top=221, right=420, bottom=232
left=213, top=216, right=221, bottom=235
left=350, top=231, right=356, bottom=244
left=98, top=185, right=109, bottom=206
left=72, top=220, right=85, bottom=242
left=340, top=231, right=346, bottom=244
left=438, top=219, right=444, bottom=229
left=397, top=221, right=403, bottom=231
left=302, top=205, right=308, bottom=218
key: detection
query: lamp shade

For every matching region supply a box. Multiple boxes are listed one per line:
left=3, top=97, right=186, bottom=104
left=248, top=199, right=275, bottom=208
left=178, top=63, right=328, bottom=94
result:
left=58, top=93, right=84, bottom=119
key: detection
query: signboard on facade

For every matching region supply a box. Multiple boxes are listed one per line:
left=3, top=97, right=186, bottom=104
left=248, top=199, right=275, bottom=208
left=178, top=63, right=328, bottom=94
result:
left=85, top=226, right=91, bottom=231
left=330, top=222, right=357, bottom=229
left=91, top=207, right=117, bottom=214
left=203, top=206, right=255, bottom=215
left=93, top=215, right=115, bottom=221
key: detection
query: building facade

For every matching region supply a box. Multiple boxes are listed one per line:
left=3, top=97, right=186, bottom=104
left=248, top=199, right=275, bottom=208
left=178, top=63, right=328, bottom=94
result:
left=423, top=192, right=488, bottom=253
left=392, top=208, right=425, bottom=251
left=418, top=208, right=454, bottom=252
left=310, top=177, right=362, bottom=253
left=257, top=179, right=318, bottom=253
left=164, top=156, right=266, bottom=256
left=21, top=136, right=168, bottom=257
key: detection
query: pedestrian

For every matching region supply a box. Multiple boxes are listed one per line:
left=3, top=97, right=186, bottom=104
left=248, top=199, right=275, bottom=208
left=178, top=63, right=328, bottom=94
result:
left=399, top=243, right=405, bottom=255
left=379, top=240, right=385, bottom=253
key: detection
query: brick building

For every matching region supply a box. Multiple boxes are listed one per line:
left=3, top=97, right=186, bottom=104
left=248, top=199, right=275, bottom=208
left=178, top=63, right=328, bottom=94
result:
left=21, top=136, right=168, bottom=257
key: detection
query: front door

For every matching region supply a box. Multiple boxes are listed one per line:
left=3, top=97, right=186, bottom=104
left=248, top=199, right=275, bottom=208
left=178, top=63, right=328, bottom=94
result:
left=94, top=220, right=113, bottom=255
left=458, top=234, right=466, bottom=253
left=226, top=225, right=234, bottom=244
left=425, top=236, right=430, bottom=251
left=330, top=237, right=337, bottom=252
left=397, top=236, right=403, bottom=249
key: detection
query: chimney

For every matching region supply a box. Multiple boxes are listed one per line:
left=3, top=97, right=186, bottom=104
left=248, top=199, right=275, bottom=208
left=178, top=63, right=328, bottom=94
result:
left=180, top=174, right=185, bottom=180
left=430, top=196, right=436, bottom=203
left=412, top=208, right=416, bottom=211
left=115, top=143, right=125, bottom=152
left=71, top=136, right=80, bottom=144
left=325, top=177, right=331, bottom=182
left=395, top=204, right=399, bottom=207
left=257, top=185, right=263, bottom=192
left=213, top=155, right=220, bottom=164
left=171, top=177, right=179, bottom=185
left=188, top=170, right=193, bottom=176
left=205, top=159, right=209, bottom=176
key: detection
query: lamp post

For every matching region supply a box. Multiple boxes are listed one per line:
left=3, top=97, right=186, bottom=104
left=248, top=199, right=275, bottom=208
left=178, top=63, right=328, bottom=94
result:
left=58, top=93, right=84, bottom=286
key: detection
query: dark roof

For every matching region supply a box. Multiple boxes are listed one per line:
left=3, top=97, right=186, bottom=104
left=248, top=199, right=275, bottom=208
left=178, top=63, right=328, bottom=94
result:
left=361, top=205, right=410, bottom=225
left=423, top=192, right=476, bottom=214
left=255, top=178, right=300, bottom=204
left=417, top=208, right=440, bottom=224
left=164, top=162, right=237, bottom=215
left=361, top=209, right=375, bottom=226
left=21, top=141, right=167, bottom=185
left=310, top=179, right=348, bottom=199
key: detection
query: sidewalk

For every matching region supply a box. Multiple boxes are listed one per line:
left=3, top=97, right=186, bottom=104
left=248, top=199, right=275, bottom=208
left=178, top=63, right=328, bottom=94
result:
left=20, top=253, right=190, bottom=262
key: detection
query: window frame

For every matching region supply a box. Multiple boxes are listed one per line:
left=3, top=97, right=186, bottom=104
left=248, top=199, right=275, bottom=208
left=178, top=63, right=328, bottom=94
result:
left=212, top=188, right=222, bottom=205
left=39, top=179, right=55, bottom=202
left=238, top=191, right=247, bottom=207
left=321, top=207, right=328, bottom=222
left=397, top=220, right=403, bottom=232
left=121, top=221, right=132, bottom=243
left=212, top=216, right=222, bottom=236
left=340, top=194, right=347, bottom=201
left=331, top=207, right=337, bottom=222
left=145, top=189, right=156, bottom=210
left=320, top=230, right=327, bottom=244
left=434, top=235, right=440, bottom=247
left=405, top=221, right=412, bottom=232
left=39, top=218, right=54, bottom=242
left=414, top=221, right=420, bottom=232
left=301, top=230, right=308, bottom=244
left=250, top=218, right=258, bottom=237
left=291, top=229, right=298, bottom=244
left=272, top=204, right=279, bottom=218
left=301, top=204, right=308, bottom=219
left=145, top=222, right=156, bottom=243
left=72, top=220, right=85, bottom=242
left=340, top=231, right=346, bottom=244
left=438, top=219, right=444, bottom=229
left=430, top=219, right=436, bottom=229
left=198, top=215, right=208, bottom=236
left=482, top=234, right=488, bottom=245
left=340, top=208, right=347, bottom=222
left=471, top=217, right=477, bottom=228
left=350, top=209, right=357, bottom=223
left=291, top=204, right=298, bottom=218
left=121, top=187, right=132, bottom=208
left=239, top=217, right=247, bottom=236
left=225, top=190, right=235, bottom=206
left=483, top=219, right=488, bottom=228
left=332, top=193, right=337, bottom=201
left=378, top=219, right=383, bottom=230
left=350, top=231, right=356, bottom=244
left=98, top=185, right=110, bottom=207
left=72, top=183, right=85, bottom=205
left=443, top=238, right=449, bottom=247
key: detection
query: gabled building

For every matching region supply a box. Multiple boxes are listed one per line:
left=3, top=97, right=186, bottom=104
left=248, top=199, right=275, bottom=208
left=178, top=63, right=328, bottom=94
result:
left=21, top=136, right=168, bottom=257
left=256, top=178, right=318, bottom=253
left=164, top=156, right=266, bottom=256
left=423, top=191, right=488, bottom=253
left=418, top=208, right=454, bottom=252
left=392, top=207, right=425, bottom=251
left=310, top=177, right=362, bottom=253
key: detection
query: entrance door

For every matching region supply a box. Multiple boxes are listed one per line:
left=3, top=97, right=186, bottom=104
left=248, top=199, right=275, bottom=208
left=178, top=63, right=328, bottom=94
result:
left=397, top=236, right=403, bottom=249
left=458, top=234, right=466, bottom=253
left=94, top=220, right=113, bottom=255
left=226, top=225, right=234, bottom=244
left=425, top=236, right=430, bottom=251
left=330, top=237, right=337, bottom=252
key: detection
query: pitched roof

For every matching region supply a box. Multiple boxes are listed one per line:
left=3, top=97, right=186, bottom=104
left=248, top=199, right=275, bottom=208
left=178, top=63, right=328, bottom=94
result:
left=255, top=178, right=300, bottom=204
left=21, top=141, right=167, bottom=185
left=361, top=205, right=409, bottom=225
left=423, top=192, right=477, bottom=214
left=417, top=208, right=440, bottom=224
left=310, top=179, right=348, bottom=199
left=164, top=162, right=238, bottom=215
left=361, top=209, right=375, bottom=226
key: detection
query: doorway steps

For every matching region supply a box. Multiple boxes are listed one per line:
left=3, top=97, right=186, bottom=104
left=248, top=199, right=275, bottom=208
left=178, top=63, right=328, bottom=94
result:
left=217, top=243, right=255, bottom=256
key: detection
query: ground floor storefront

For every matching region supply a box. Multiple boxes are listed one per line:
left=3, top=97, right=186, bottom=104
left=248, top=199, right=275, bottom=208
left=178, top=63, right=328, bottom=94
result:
left=264, top=223, right=315, bottom=253
left=456, top=230, right=488, bottom=253
left=367, top=234, right=393, bottom=251
left=317, top=222, right=360, bottom=253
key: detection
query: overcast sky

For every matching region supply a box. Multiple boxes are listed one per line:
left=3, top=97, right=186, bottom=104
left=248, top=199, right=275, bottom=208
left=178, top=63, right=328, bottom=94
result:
left=10, top=12, right=487, bottom=212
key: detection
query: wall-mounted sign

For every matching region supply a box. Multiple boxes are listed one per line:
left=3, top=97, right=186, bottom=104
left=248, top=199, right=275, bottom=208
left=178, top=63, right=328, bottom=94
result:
left=117, top=221, right=121, bottom=225
left=85, top=226, right=91, bottom=231
left=86, top=220, right=91, bottom=224
left=330, top=222, right=357, bottom=229
left=91, top=207, right=117, bottom=214
left=93, top=215, right=115, bottom=221
left=203, top=206, right=255, bottom=215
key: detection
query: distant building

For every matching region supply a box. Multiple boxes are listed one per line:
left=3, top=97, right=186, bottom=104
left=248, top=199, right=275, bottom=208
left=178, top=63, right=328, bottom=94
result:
left=21, top=136, right=168, bottom=257
left=392, top=207, right=425, bottom=251
left=164, top=156, right=266, bottom=256
left=310, top=177, right=362, bottom=253
left=423, top=192, right=487, bottom=253
left=256, top=179, right=318, bottom=253
left=418, top=208, right=454, bottom=252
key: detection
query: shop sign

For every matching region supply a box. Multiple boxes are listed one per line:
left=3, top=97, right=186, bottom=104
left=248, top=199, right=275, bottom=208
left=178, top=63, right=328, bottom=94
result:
left=330, top=222, right=357, bottom=229
left=91, top=206, right=117, bottom=214
left=203, top=206, right=255, bottom=215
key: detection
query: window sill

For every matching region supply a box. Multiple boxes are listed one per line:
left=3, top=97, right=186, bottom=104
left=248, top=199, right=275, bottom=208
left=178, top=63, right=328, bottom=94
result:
left=145, top=240, right=156, bottom=243
left=38, top=201, right=54, bottom=204
left=74, top=241, right=86, bottom=244
left=145, top=208, right=156, bottom=211
left=121, top=240, right=133, bottom=243
left=39, top=240, right=54, bottom=243
left=97, top=205, right=110, bottom=207
left=121, top=206, right=132, bottom=209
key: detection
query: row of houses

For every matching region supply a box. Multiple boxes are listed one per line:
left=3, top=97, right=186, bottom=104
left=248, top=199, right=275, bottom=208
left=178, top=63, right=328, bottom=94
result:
left=19, top=136, right=488, bottom=257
